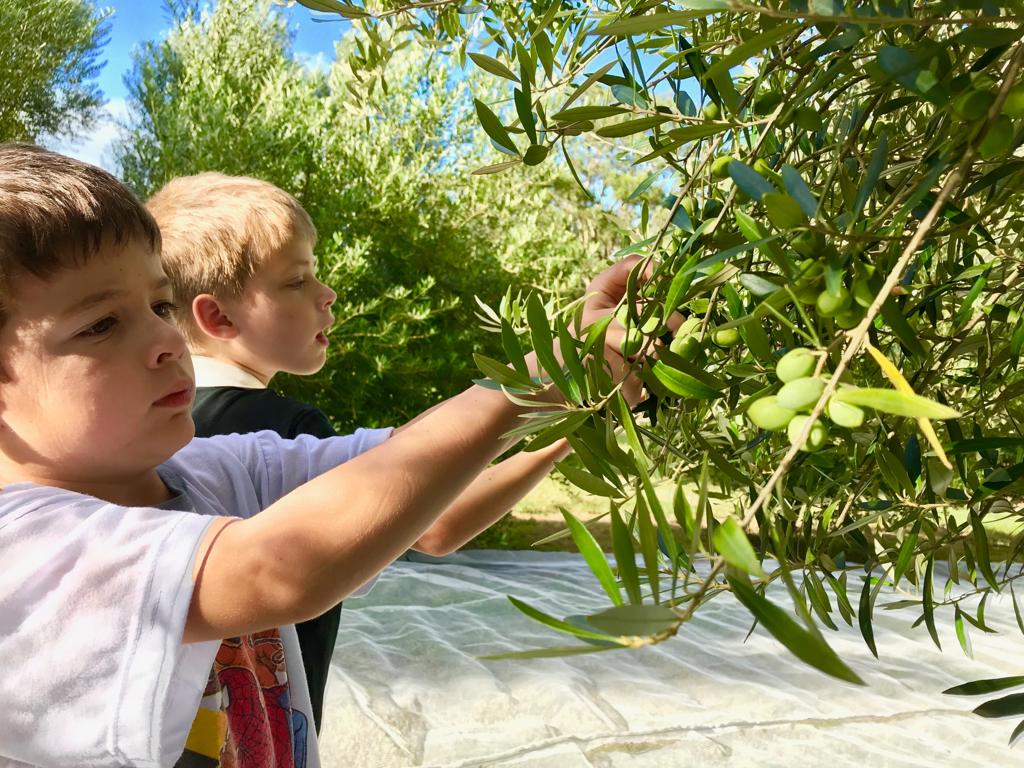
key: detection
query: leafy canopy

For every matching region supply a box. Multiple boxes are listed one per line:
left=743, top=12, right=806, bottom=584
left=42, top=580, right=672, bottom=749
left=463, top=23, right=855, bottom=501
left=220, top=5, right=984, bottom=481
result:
left=0, top=0, right=109, bottom=142
left=296, top=0, right=1024, bottom=710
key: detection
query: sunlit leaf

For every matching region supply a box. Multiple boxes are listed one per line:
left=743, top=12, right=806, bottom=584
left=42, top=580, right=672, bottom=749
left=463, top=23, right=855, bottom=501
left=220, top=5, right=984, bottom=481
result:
left=561, top=508, right=624, bottom=605
left=713, top=517, right=766, bottom=577
left=586, top=603, right=679, bottom=636
left=729, top=574, right=864, bottom=684
left=468, top=51, right=518, bottom=81
left=833, top=388, right=961, bottom=420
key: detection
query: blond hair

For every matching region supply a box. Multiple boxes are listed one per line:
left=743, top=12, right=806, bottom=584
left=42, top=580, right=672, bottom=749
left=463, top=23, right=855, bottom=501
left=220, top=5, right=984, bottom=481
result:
left=146, top=172, right=317, bottom=344
left=0, top=143, right=160, bottom=327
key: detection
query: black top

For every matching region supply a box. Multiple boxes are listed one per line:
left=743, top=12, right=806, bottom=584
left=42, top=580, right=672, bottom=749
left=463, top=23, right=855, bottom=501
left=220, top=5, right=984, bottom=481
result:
left=192, top=385, right=340, bottom=735
left=192, top=386, right=337, bottom=440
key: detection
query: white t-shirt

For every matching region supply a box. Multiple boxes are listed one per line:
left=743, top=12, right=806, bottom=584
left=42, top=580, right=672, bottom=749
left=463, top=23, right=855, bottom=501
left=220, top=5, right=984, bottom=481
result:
left=0, top=428, right=392, bottom=768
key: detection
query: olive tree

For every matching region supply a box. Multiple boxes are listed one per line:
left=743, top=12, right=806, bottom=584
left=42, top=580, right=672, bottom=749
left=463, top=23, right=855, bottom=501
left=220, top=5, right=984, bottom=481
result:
left=115, top=0, right=623, bottom=430
left=0, top=0, right=109, bottom=142
left=293, top=0, right=1024, bottom=738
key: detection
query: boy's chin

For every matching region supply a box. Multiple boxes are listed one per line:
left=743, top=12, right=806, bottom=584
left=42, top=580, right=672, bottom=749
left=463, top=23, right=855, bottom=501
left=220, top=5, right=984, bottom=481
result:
left=285, top=356, right=328, bottom=377
left=160, top=413, right=197, bottom=453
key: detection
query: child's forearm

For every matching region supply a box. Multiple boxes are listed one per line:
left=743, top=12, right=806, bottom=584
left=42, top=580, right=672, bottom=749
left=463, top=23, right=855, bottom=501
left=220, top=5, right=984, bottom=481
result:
left=412, top=438, right=573, bottom=555
left=186, top=383, right=542, bottom=642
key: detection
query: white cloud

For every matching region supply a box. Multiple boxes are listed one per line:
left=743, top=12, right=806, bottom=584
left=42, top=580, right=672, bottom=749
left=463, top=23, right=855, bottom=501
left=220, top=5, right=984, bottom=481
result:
left=43, top=98, right=130, bottom=174
left=295, top=49, right=331, bottom=74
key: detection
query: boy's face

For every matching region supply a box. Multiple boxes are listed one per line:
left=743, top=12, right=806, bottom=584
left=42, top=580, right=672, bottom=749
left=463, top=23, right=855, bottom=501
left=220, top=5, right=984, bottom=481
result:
left=221, top=233, right=337, bottom=380
left=0, top=239, right=195, bottom=485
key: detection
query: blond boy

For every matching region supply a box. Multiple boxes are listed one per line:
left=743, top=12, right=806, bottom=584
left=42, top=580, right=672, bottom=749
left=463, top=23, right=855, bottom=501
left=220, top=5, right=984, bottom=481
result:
left=0, top=144, right=641, bottom=767
left=146, top=172, right=574, bottom=734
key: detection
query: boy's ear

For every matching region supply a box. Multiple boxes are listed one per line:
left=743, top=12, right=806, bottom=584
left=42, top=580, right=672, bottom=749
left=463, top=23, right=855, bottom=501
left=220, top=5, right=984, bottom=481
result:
left=192, top=294, right=239, bottom=340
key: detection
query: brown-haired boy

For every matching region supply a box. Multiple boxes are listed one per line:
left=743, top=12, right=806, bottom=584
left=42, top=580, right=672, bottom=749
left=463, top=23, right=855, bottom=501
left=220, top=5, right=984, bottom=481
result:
left=147, top=171, right=574, bottom=735
left=0, top=144, right=642, bottom=767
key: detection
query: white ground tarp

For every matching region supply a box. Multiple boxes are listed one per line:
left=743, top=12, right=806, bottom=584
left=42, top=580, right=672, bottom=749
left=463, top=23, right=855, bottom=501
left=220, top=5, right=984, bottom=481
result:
left=319, top=551, right=1021, bottom=767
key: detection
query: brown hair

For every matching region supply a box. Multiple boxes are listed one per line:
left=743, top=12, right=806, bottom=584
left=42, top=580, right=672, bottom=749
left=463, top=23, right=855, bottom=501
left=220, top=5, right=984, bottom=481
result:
left=146, top=172, right=317, bottom=346
left=0, top=143, right=160, bottom=325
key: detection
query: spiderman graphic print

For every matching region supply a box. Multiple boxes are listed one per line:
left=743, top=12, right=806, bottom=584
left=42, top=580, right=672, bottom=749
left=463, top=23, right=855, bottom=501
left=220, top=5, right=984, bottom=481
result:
left=175, top=629, right=310, bottom=768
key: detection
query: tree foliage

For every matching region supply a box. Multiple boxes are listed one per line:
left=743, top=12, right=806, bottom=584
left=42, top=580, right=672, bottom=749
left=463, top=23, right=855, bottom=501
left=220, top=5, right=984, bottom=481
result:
left=296, top=0, right=1024, bottom=721
left=0, top=0, right=109, bottom=142
left=115, top=0, right=622, bottom=429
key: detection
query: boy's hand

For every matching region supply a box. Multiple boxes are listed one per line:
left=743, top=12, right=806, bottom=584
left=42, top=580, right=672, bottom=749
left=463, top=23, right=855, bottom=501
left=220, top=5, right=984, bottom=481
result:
left=580, top=256, right=652, bottom=406
left=520, top=256, right=671, bottom=407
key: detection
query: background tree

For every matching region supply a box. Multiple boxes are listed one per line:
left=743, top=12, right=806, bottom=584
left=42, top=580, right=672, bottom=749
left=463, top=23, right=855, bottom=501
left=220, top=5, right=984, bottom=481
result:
left=0, top=0, right=109, bottom=142
left=292, top=0, right=1024, bottom=736
left=116, top=0, right=625, bottom=429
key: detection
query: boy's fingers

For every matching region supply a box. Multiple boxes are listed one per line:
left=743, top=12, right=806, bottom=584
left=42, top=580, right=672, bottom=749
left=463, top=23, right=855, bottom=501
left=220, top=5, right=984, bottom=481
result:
left=664, top=311, right=687, bottom=334
left=586, top=255, right=652, bottom=305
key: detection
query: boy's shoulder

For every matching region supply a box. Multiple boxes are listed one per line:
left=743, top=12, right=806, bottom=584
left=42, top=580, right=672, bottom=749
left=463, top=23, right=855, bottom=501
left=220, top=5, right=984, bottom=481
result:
left=193, top=385, right=336, bottom=440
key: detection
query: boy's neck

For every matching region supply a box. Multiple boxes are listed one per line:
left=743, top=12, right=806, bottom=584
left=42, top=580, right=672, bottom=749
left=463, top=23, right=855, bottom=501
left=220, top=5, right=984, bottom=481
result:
left=191, top=352, right=274, bottom=388
left=0, top=463, right=174, bottom=507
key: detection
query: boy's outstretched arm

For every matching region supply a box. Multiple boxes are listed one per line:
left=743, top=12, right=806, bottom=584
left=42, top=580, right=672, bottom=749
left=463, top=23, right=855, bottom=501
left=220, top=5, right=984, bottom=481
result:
left=410, top=438, right=573, bottom=556
left=184, top=258, right=645, bottom=643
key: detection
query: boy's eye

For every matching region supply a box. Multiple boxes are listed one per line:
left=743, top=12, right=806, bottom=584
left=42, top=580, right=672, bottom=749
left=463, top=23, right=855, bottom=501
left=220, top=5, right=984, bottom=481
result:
left=153, top=301, right=179, bottom=320
left=80, top=316, right=117, bottom=337
left=287, top=278, right=306, bottom=289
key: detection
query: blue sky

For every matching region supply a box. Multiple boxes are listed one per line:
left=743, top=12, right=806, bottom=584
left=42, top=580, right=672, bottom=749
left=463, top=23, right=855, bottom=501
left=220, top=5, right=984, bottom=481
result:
left=51, top=1, right=349, bottom=169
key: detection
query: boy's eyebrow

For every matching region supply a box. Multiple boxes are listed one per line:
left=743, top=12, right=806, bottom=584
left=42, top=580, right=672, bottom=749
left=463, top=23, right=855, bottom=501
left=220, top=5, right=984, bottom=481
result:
left=62, top=277, right=172, bottom=317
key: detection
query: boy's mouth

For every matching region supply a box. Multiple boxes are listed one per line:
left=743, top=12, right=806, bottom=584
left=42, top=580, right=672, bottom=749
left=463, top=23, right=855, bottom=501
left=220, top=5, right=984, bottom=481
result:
left=154, top=380, right=194, bottom=408
left=315, top=330, right=329, bottom=347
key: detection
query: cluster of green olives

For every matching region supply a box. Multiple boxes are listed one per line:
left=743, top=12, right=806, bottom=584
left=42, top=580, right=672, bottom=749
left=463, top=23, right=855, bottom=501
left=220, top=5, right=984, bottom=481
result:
left=789, top=236, right=877, bottom=330
left=666, top=316, right=742, bottom=363
left=746, top=347, right=866, bottom=452
left=951, top=76, right=1023, bottom=160
left=701, top=89, right=822, bottom=131
left=679, top=192, right=724, bottom=224
left=616, top=305, right=662, bottom=358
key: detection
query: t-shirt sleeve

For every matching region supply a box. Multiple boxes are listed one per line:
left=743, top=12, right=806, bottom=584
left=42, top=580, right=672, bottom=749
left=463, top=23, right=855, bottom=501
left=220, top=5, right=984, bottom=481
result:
left=0, top=487, right=221, bottom=767
left=183, top=428, right=393, bottom=600
left=195, top=427, right=394, bottom=515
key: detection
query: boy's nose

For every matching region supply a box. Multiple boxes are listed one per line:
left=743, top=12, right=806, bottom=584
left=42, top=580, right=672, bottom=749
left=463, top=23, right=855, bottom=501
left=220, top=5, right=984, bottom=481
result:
left=150, top=318, right=188, bottom=367
left=320, top=283, right=337, bottom=310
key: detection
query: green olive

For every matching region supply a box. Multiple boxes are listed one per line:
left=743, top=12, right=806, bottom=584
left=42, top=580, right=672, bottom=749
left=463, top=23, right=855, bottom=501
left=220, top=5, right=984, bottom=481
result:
left=816, top=286, right=852, bottom=318
left=712, top=327, right=742, bottom=348
left=952, top=89, right=995, bottom=121
left=777, top=376, right=826, bottom=412
left=776, top=348, right=817, bottom=383
left=670, top=334, right=704, bottom=361
left=834, top=306, right=864, bottom=330
left=711, top=155, right=735, bottom=180
left=620, top=328, right=643, bottom=358
left=826, top=399, right=865, bottom=428
left=681, top=195, right=698, bottom=219
left=787, top=414, right=829, bottom=452
left=1004, top=83, right=1024, bottom=119
left=747, top=395, right=797, bottom=431
left=753, top=90, right=783, bottom=115
left=980, top=115, right=1015, bottom=160
left=701, top=101, right=721, bottom=121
